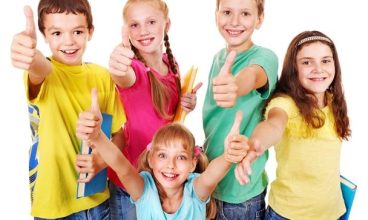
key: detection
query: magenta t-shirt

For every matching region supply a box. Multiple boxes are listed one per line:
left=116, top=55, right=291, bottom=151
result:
left=108, top=54, right=180, bottom=188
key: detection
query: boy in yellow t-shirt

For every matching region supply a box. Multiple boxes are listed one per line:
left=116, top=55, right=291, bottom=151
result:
left=10, top=0, right=125, bottom=219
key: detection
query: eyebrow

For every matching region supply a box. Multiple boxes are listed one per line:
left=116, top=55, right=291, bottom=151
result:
left=47, top=25, right=87, bottom=31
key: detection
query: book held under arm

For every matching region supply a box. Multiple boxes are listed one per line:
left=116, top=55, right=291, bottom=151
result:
left=174, top=65, right=198, bottom=122
left=76, top=113, right=112, bottom=198
left=340, top=175, right=357, bottom=220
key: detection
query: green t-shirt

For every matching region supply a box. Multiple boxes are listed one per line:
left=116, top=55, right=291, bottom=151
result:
left=202, top=45, right=278, bottom=203
left=24, top=58, right=126, bottom=218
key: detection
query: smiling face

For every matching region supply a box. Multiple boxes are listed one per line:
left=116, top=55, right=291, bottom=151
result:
left=216, top=0, right=263, bottom=52
left=124, top=1, right=169, bottom=56
left=43, top=12, right=93, bottom=65
left=296, top=41, right=335, bottom=103
left=148, top=142, right=196, bottom=191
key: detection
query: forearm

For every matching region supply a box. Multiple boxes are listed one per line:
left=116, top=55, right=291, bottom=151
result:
left=28, top=49, right=51, bottom=85
left=111, top=68, right=136, bottom=88
left=92, top=132, right=131, bottom=175
left=196, top=155, right=232, bottom=195
left=251, top=108, right=287, bottom=152
left=235, top=65, right=267, bottom=96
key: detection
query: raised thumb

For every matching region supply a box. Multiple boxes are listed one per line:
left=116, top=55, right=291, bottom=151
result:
left=90, top=88, right=100, bottom=114
left=24, top=5, right=36, bottom=39
left=229, top=111, right=243, bottom=135
left=121, top=25, right=131, bottom=49
left=219, top=50, right=236, bottom=76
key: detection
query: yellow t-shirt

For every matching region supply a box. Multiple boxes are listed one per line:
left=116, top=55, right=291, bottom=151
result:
left=24, top=58, right=126, bottom=218
left=266, top=96, right=345, bottom=220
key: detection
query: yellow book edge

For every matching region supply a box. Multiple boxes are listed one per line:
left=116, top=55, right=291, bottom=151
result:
left=174, top=65, right=198, bottom=123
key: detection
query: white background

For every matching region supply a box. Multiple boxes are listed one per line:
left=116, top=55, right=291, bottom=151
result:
left=0, top=1, right=366, bottom=219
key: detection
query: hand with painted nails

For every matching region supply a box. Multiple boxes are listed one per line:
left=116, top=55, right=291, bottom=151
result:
left=212, top=51, right=238, bottom=108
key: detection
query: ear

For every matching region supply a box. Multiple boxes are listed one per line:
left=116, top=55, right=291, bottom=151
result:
left=147, top=152, right=153, bottom=169
left=255, top=13, right=264, bottom=30
left=164, top=18, right=171, bottom=34
left=88, top=27, right=94, bottom=41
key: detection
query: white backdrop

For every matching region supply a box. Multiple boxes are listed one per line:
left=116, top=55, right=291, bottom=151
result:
left=0, top=1, right=366, bottom=219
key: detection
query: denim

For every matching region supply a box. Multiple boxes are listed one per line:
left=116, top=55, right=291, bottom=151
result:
left=34, top=199, right=109, bottom=220
left=264, top=206, right=289, bottom=220
left=109, top=182, right=137, bottom=220
left=215, top=189, right=266, bottom=220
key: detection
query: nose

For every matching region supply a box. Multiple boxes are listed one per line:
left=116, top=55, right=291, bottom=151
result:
left=313, top=62, right=324, bottom=74
left=230, top=13, right=239, bottom=26
left=167, top=157, right=175, bottom=169
left=63, top=33, right=74, bottom=46
left=140, top=24, right=150, bottom=36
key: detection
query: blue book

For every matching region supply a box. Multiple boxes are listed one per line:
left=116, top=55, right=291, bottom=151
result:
left=340, top=175, right=357, bottom=220
left=76, top=113, right=112, bottom=198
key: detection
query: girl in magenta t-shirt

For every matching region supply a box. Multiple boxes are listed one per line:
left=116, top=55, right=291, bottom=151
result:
left=106, top=0, right=200, bottom=219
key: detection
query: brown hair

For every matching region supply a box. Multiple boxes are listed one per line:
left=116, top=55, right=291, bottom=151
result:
left=37, top=0, right=94, bottom=35
left=137, top=123, right=216, bottom=219
left=268, top=30, right=351, bottom=140
left=216, top=0, right=265, bottom=17
left=123, top=0, right=181, bottom=119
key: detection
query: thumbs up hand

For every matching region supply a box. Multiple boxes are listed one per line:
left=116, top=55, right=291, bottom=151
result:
left=109, top=25, right=135, bottom=77
left=11, top=6, right=38, bottom=70
left=212, top=51, right=238, bottom=108
left=76, top=88, right=102, bottom=144
left=224, top=111, right=249, bottom=163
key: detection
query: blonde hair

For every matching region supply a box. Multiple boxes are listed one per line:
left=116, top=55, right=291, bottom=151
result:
left=216, top=0, right=265, bottom=17
left=123, top=0, right=181, bottom=119
left=137, top=123, right=216, bottom=219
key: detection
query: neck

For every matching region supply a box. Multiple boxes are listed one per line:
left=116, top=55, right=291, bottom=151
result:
left=141, top=49, right=168, bottom=76
left=161, top=186, right=184, bottom=214
left=316, top=92, right=327, bottom=108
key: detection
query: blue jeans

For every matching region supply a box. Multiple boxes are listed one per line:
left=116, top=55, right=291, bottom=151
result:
left=109, top=182, right=137, bottom=220
left=34, top=199, right=109, bottom=220
left=215, top=189, right=266, bottom=220
left=264, top=206, right=289, bottom=220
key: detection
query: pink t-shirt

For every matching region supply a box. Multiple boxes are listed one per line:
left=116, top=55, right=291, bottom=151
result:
left=108, top=54, right=180, bottom=188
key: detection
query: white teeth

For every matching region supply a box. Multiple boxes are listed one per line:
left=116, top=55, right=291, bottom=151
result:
left=62, top=49, right=77, bottom=54
left=163, top=173, right=176, bottom=178
left=141, top=39, right=151, bottom=45
left=227, top=30, right=242, bottom=36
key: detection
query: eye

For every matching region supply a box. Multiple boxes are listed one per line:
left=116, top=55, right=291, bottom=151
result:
left=51, top=31, right=61, bottom=36
left=74, top=30, right=83, bottom=35
left=241, top=11, right=251, bottom=16
left=149, top=20, right=156, bottom=25
left=222, top=10, right=231, bottom=15
left=301, top=60, right=311, bottom=65
left=130, top=23, right=138, bottom=29
left=322, top=58, right=333, bottom=64
left=177, top=155, right=187, bottom=160
left=158, top=153, right=166, bottom=159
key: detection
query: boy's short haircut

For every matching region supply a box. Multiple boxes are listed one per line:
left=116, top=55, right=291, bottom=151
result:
left=215, top=0, right=265, bottom=17
left=37, top=0, right=94, bottom=34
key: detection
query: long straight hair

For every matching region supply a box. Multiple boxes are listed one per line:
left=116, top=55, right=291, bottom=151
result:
left=268, top=30, right=351, bottom=139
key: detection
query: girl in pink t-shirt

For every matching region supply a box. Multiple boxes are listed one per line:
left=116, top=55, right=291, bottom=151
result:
left=107, top=0, right=200, bottom=219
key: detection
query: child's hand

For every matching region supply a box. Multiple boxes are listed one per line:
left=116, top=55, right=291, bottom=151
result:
left=234, top=139, right=263, bottom=185
left=109, top=26, right=135, bottom=76
left=224, top=111, right=249, bottom=163
left=76, top=88, right=102, bottom=144
left=76, top=150, right=107, bottom=183
left=11, top=6, right=37, bottom=70
left=212, top=51, right=238, bottom=108
left=180, top=82, right=202, bottom=112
